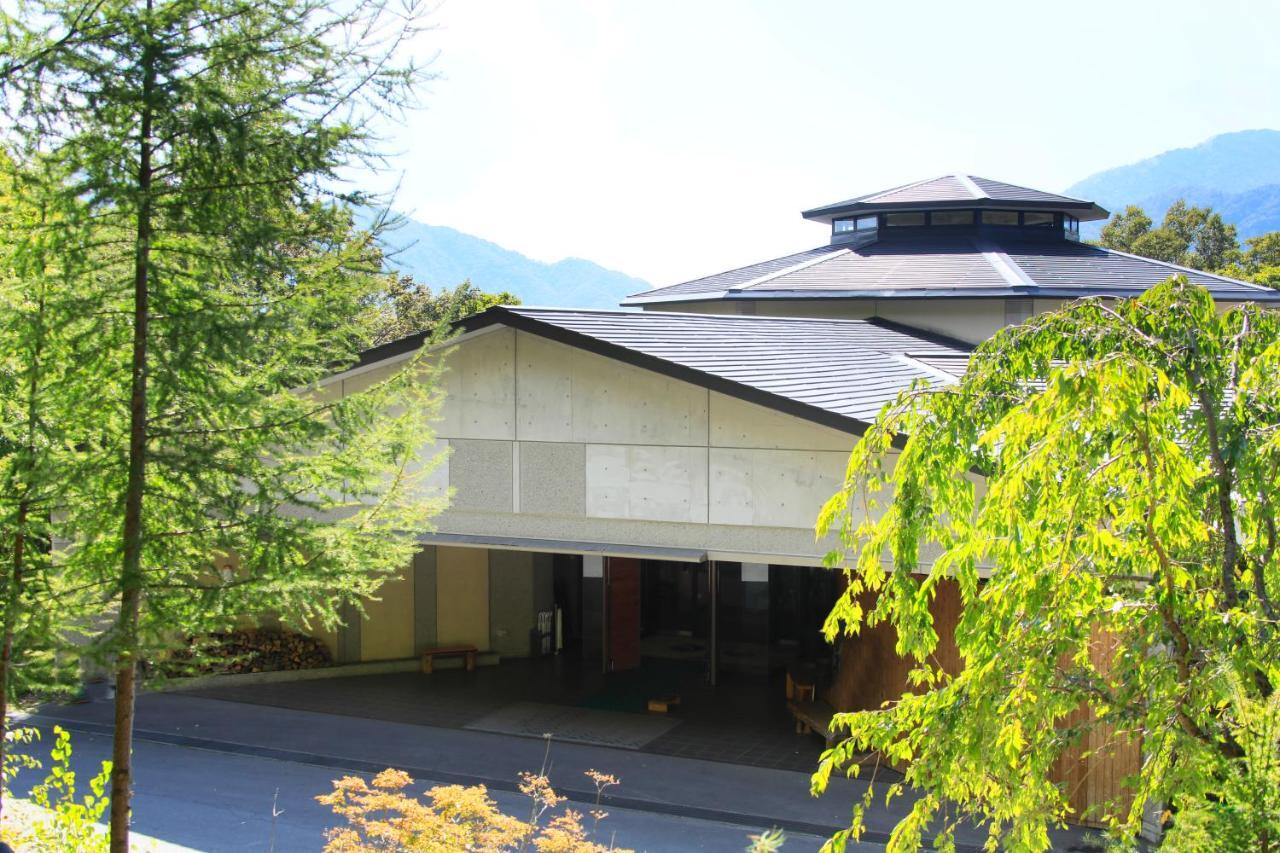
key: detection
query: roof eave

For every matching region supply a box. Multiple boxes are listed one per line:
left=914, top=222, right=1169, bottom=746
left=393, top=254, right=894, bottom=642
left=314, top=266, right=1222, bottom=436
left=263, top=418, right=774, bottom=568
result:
left=801, top=199, right=1108, bottom=224
left=621, top=284, right=1280, bottom=304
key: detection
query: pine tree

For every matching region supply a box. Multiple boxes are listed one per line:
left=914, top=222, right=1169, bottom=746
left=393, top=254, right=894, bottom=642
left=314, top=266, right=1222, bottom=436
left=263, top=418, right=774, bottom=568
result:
left=0, top=2, right=441, bottom=848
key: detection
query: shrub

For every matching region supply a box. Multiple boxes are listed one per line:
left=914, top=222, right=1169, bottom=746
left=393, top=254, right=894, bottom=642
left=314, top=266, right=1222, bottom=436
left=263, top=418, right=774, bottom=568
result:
left=2, top=726, right=111, bottom=853
left=318, top=767, right=630, bottom=852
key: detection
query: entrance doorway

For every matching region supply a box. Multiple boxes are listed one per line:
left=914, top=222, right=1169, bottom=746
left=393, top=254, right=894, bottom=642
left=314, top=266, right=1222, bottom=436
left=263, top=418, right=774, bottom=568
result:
left=604, top=557, right=641, bottom=672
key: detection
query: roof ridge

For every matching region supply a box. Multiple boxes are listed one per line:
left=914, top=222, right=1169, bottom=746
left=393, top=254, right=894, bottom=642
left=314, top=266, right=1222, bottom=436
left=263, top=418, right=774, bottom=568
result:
left=954, top=174, right=987, bottom=199
left=968, top=175, right=1086, bottom=203
left=972, top=239, right=1038, bottom=289
left=729, top=247, right=850, bottom=291
left=893, top=353, right=965, bottom=384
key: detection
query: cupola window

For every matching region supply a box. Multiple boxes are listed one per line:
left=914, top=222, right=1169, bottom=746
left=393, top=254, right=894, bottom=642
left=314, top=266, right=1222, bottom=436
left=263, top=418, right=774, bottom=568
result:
left=1023, top=212, right=1055, bottom=227
left=982, top=210, right=1020, bottom=226
left=885, top=212, right=926, bottom=227
left=833, top=214, right=878, bottom=234
left=930, top=210, right=974, bottom=226
left=1064, top=214, right=1080, bottom=239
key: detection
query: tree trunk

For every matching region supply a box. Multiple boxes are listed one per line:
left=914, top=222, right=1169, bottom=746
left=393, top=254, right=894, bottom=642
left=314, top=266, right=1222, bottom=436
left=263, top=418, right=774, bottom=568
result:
left=109, top=17, right=155, bottom=848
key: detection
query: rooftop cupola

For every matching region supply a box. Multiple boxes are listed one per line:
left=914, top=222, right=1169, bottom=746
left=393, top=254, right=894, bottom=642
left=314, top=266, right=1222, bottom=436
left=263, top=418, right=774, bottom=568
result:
left=801, top=174, right=1109, bottom=246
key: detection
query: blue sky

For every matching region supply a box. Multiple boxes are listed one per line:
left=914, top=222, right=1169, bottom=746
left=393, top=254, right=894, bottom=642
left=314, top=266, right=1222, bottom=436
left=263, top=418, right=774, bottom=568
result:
left=370, top=0, right=1280, bottom=286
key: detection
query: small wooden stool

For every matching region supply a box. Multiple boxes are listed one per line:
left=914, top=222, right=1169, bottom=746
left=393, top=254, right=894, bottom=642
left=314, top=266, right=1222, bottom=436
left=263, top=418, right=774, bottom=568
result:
left=647, top=694, right=681, bottom=713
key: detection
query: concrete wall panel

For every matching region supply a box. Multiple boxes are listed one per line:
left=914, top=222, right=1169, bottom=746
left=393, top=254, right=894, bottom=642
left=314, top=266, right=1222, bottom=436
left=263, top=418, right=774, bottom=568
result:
left=585, top=444, right=708, bottom=523
left=515, top=333, right=574, bottom=441
left=438, top=328, right=516, bottom=440
left=449, top=439, right=514, bottom=512
left=519, top=442, right=586, bottom=516
left=710, top=393, right=855, bottom=452
left=709, top=447, right=847, bottom=529
left=513, top=332, right=708, bottom=446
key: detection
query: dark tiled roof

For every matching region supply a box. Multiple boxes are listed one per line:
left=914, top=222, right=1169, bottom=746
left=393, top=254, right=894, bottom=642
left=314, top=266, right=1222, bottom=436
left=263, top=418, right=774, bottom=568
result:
left=648, top=245, right=843, bottom=298
left=452, top=307, right=972, bottom=430
left=968, top=176, right=1085, bottom=204
left=803, top=174, right=1104, bottom=220
left=625, top=236, right=1280, bottom=304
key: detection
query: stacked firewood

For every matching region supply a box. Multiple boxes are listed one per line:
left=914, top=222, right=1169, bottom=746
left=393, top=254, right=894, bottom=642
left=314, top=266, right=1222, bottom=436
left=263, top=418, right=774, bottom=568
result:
left=163, top=628, right=332, bottom=676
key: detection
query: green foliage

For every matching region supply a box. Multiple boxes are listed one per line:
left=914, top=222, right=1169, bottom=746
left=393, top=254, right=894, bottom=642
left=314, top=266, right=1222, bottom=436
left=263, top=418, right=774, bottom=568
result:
left=1128, top=227, right=1187, bottom=264
left=0, top=0, right=440, bottom=845
left=1161, top=680, right=1280, bottom=851
left=1097, top=205, right=1153, bottom=253
left=815, top=279, right=1280, bottom=850
left=26, top=727, right=111, bottom=853
left=1097, top=199, right=1246, bottom=271
left=1, top=727, right=40, bottom=791
left=369, top=276, right=519, bottom=345
left=746, top=827, right=787, bottom=852
left=1245, top=233, right=1280, bottom=273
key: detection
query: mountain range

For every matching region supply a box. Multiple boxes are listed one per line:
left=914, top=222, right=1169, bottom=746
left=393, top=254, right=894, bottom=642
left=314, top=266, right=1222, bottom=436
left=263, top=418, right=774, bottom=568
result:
left=376, top=129, right=1280, bottom=307
left=1066, top=129, right=1280, bottom=240
left=377, top=217, right=650, bottom=309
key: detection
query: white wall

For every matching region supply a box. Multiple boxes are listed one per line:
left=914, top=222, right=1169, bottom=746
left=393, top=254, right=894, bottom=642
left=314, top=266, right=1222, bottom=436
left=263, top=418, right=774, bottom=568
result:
left=405, top=327, right=862, bottom=564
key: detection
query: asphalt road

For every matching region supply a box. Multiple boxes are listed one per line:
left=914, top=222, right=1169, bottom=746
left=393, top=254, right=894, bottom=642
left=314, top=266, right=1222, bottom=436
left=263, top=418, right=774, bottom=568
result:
left=14, top=724, right=859, bottom=852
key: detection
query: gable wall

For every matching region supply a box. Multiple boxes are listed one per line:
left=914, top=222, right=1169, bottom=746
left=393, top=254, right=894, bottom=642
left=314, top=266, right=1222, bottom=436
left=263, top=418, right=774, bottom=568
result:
left=342, top=327, right=864, bottom=565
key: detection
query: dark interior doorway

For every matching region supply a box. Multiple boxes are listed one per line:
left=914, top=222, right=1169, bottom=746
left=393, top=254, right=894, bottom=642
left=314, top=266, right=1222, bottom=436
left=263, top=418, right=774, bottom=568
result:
left=604, top=557, right=642, bottom=671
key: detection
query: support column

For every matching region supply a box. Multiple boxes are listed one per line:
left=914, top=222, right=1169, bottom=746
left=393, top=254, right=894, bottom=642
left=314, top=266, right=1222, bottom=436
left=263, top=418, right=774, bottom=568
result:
left=581, top=555, right=604, bottom=671
left=741, top=562, right=770, bottom=645
left=707, top=561, right=719, bottom=686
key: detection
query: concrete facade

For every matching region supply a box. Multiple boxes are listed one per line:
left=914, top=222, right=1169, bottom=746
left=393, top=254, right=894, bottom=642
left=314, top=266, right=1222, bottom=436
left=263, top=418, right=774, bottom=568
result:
left=315, top=321, right=877, bottom=663
left=327, top=325, right=863, bottom=568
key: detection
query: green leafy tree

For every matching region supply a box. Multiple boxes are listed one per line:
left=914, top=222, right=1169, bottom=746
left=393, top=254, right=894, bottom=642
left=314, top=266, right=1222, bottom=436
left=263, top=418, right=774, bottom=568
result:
left=0, top=151, right=104, bottom=822
left=1160, top=201, right=1240, bottom=270
left=1160, top=199, right=1208, bottom=246
left=370, top=276, right=519, bottom=346
left=815, top=278, right=1280, bottom=850
left=1245, top=232, right=1280, bottom=273
left=1129, top=227, right=1188, bottom=264
left=1097, top=205, right=1152, bottom=252
left=0, top=2, right=442, bottom=850
left=1100, top=200, right=1242, bottom=271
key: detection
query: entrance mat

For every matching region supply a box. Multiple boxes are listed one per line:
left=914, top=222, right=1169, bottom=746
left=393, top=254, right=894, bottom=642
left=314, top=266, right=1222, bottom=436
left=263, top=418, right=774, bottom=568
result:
left=465, top=701, right=680, bottom=749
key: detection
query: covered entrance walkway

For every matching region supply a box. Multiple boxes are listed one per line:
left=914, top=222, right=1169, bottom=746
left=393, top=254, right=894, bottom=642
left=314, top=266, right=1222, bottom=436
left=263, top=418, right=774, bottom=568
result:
left=181, top=546, right=848, bottom=773
left=181, top=648, right=829, bottom=772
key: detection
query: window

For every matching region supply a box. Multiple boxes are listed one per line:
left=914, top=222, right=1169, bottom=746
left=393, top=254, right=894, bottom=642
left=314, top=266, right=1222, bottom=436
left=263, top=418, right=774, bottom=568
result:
left=885, top=212, right=926, bottom=227
left=930, top=210, right=974, bottom=226
left=1064, top=214, right=1080, bottom=239
left=982, top=210, right=1019, bottom=226
left=1023, top=212, right=1055, bottom=227
left=834, top=215, right=878, bottom=234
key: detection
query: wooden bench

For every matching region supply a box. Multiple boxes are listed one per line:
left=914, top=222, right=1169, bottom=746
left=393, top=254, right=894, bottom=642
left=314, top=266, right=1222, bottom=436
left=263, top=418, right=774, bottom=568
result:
left=788, top=699, right=839, bottom=748
left=420, top=644, right=478, bottom=674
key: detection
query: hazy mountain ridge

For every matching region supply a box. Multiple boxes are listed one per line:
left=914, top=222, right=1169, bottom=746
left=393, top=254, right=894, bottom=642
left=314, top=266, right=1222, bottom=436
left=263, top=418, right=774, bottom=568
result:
left=378, top=217, right=650, bottom=309
left=1067, top=129, right=1280, bottom=239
